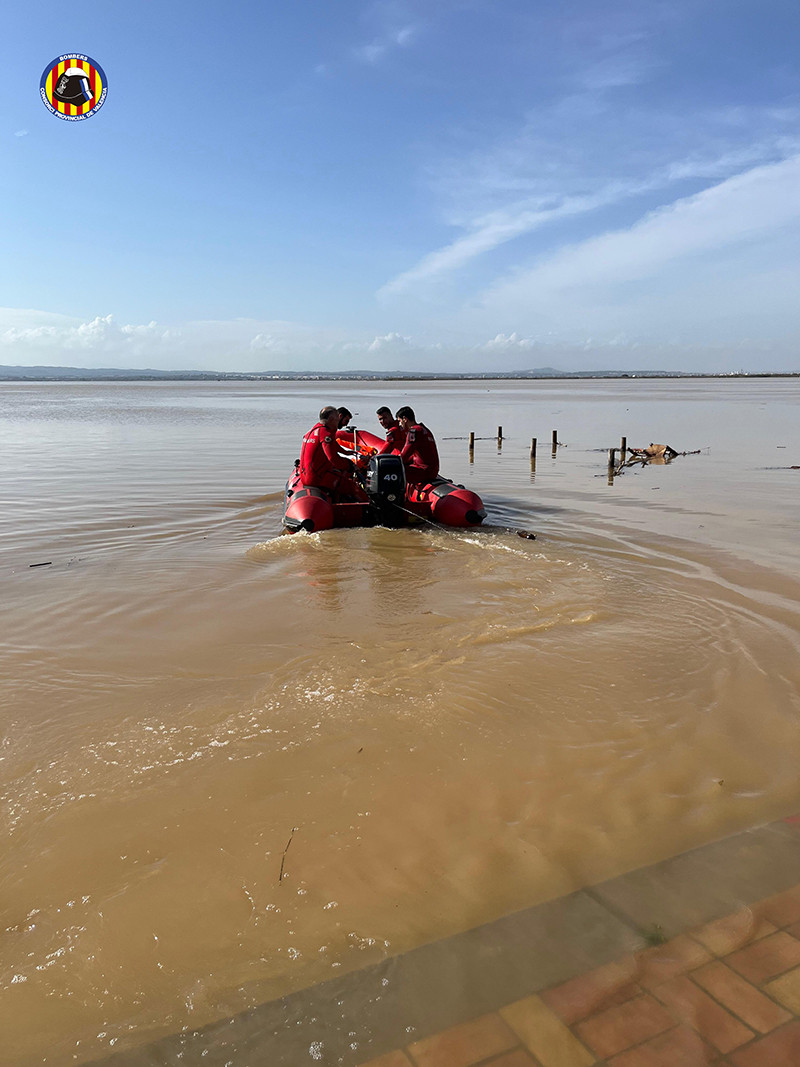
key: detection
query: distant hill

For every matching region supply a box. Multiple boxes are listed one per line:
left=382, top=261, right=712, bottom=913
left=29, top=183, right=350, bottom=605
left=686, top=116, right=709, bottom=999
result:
left=0, top=364, right=794, bottom=382
left=0, top=365, right=231, bottom=381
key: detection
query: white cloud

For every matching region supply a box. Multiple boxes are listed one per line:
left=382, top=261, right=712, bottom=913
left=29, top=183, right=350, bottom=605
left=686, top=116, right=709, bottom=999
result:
left=0, top=312, right=338, bottom=371
left=355, top=42, right=387, bottom=64
left=380, top=83, right=800, bottom=298
left=465, top=154, right=800, bottom=355
left=0, top=312, right=434, bottom=372
left=14, top=130, right=28, bottom=138
left=1, top=288, right=796, bottom=377
left=382, top=127, right=800, bottom=298
left=353, top=23, right=417, bottom=64
left=250, top=332, right=314, bottom=355
left=0, top=313, right=171, bottom=353
left=484, top=332, right=536, bottom=350
left=368, top=332, right=413, bottom=352
left=485, top=154, right=800, bottom=305
left=378, top=184, right=636, bottom=297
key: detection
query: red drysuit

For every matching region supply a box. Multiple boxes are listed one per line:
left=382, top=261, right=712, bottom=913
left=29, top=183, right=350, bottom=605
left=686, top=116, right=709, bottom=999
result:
left=399, top=423, right=439, bottom=483
left=298, top=422, right=352, bottom=493
left=378, top=420, right=407, bottom=454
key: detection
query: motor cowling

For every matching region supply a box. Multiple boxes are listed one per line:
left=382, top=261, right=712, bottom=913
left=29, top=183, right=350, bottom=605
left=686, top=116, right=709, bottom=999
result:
left=365, top=453, right=406, bottom=525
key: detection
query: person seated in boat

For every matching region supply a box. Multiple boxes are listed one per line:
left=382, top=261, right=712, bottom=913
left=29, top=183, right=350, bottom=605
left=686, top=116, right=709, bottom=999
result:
left=395, top=406, right=440, bottom=484
left=299, top=406, right=363, bottom=501
left=376, top=406, right=406, bottom=454
left=336, top=407, right=353, bottom=429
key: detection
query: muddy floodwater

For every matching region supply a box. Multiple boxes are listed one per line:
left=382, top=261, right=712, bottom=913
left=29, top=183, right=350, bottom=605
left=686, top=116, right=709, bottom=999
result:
left=1, top=377, right=799, bottom=1065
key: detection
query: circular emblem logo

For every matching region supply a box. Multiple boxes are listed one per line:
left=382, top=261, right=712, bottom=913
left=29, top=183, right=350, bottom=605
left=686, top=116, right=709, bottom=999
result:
left=40, top=54, right=107, bottom=121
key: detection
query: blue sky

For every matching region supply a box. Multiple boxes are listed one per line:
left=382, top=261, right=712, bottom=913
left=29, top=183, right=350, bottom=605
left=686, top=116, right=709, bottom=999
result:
left=3, top=0, right=800, bottom=372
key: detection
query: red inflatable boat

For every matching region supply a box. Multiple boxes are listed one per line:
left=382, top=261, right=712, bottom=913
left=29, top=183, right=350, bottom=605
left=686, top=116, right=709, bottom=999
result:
left=282, top=428, right=486, bottom=534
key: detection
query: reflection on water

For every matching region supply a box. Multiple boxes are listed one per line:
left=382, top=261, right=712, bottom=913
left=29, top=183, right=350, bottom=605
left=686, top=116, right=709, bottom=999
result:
left=0, top=379, right=799, bottom=1064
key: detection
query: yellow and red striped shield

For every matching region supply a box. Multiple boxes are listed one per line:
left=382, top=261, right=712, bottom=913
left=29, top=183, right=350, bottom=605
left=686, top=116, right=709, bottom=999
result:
left=40, top=55, right=108, bottom=121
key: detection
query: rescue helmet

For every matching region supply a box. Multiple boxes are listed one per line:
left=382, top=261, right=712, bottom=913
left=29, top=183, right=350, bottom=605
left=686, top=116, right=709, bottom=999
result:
left=53, top=67, right=94, bottom=106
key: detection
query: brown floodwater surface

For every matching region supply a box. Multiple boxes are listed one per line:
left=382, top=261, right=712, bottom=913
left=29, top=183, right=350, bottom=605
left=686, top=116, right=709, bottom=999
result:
left=0, top=379, right=799, bottom=1064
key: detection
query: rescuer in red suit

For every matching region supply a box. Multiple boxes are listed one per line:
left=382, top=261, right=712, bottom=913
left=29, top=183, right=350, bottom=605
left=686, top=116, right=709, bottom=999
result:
left=299, top=406, right=361, bottom=499
left=396, top=406, right=440, bottom=484
left=376, top=406, right=407, bottom=454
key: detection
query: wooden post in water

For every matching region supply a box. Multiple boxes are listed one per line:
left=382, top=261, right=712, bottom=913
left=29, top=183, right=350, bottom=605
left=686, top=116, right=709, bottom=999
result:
left=608, top=448, right=617, bottom=485
left=497, top=426, right=503, bottom=447
left=552, top=430, right=558, bottom=448
left=469, top=431, right=475, bottom=462
left=530, top=437, right=537, bottom=471
left=620, top=436, right=627, bottom=463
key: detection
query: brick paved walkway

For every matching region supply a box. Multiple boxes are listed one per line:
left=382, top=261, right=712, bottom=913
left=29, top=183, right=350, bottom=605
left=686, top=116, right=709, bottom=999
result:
left=95, top=816, right=800, bottom=1066
left=361, top=883, right=800, bottom=1067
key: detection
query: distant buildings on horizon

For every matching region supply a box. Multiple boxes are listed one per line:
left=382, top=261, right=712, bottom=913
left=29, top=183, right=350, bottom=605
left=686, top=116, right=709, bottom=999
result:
left=0, top=365, right=796, bottom=383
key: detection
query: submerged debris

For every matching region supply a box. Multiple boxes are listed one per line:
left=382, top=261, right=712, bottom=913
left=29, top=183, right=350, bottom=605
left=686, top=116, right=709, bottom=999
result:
left=616, top=444, right=702, bottom=475
left=641, top=923, right=668, bottom=946
left=629, top=443, right=679, bottom=459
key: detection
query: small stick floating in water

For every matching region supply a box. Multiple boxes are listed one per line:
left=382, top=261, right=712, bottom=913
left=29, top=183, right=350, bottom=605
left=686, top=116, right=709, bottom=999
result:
left=279, top=827, right=298, bottom=883
left=29, top=562, right=52, bottom=568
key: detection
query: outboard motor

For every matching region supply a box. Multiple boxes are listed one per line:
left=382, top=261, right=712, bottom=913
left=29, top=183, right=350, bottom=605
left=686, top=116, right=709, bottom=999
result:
left=365, top=453, right=406, bottom=526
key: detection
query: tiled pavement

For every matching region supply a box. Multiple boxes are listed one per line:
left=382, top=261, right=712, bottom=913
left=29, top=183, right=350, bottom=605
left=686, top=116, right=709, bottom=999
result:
left=94, top=816, right=800, bottom=1066
left=360, top=869, right=800, bottom=1066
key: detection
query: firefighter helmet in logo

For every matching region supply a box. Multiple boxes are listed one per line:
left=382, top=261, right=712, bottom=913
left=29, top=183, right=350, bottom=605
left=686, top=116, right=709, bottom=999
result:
left=40, top=54, right=107, bottom=121
left=53, top=66, right=94, bottom=107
